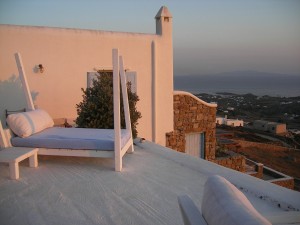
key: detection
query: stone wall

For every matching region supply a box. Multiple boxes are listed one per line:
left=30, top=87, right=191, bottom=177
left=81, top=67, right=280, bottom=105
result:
left=270, top=178, right=294, bottom=190
left=237, top=140, right=292, bottom=152
left=212, top=153, right=246, bottom=172
left=166, top=92, right=217, bottom=160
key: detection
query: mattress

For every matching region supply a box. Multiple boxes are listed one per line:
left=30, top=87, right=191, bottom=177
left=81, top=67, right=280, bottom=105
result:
left=11, top=127, right=131, bottom=151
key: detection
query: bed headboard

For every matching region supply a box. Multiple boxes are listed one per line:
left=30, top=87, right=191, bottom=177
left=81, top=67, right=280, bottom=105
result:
left=5, top=108, right=26, bottom=119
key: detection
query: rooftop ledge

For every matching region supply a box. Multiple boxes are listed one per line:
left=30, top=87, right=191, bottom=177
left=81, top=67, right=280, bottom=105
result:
left=174, top=91, right=218, bottom=108
left=0, top=24, right=158, bottom=37
left=0, top=140, right=299, bottom=225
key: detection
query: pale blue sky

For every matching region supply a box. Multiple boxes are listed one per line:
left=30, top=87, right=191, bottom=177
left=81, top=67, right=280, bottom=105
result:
left=0, top=0, right=299, bottom=75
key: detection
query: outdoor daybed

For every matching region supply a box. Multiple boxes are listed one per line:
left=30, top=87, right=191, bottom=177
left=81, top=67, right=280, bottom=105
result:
left=3, top=50, right=133, bottom=172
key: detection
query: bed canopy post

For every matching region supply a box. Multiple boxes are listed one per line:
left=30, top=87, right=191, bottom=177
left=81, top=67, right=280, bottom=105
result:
left=113, top=49, right=122, bottom=171
left=0, top=121, right=9, bottom=148
left=119, top=56, right=134, bottom=153
left=14, top=53, right=35, bottom=111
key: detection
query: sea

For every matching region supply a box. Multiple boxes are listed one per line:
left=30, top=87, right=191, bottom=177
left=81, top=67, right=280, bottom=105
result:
left=174, top=72, right=300, bottom=97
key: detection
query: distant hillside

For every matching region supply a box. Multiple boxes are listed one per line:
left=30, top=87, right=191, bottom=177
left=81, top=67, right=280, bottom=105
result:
left=174, top=71, right=300, bottom=97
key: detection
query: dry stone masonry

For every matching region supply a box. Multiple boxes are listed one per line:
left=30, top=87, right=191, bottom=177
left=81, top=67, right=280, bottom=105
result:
left=212, top=153, right=246, bottom=172
left=166, top=92, right=217, bottom=160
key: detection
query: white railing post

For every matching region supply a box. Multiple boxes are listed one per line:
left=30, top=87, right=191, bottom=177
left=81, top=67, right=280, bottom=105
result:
left=14, top=53, right=35, bottom=111
left=119, top=56, right=134, bottom=153
left=113, top=49, right=121, bottom=171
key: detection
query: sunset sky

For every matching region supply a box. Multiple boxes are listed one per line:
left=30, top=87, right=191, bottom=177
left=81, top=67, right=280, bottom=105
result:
left=1, top=0, right=299, bottom=76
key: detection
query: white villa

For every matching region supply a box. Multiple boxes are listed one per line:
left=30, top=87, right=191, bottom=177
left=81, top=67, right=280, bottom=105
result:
left=0, top=6, right=173, bottom=146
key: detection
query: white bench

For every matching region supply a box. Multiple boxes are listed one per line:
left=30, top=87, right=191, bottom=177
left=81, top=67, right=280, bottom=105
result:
left=1, top=120, right=39, bottom=180
left=0, top=147, right=38, bottom=179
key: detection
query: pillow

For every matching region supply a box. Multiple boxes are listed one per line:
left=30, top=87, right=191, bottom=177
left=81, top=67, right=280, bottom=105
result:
left=202, top=175, right=271, bottom=225
left=7, top=109, right=54, bottom=138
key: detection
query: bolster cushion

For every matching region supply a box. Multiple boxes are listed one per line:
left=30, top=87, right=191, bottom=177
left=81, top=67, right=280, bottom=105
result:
left=7, top=109, right=54, bottom=138
left=202, top=175, right=271, bottom=225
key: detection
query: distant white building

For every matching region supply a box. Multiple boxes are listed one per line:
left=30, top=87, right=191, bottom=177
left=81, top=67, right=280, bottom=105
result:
left=226, top=119, right=244, bottom=127
left=216, top=117, right=226, bottom=125
left=216, top=116, right=244, bottom=127
left=253, top=120, right=286, bottom=134
left=289, top=129, right=300, bottom=135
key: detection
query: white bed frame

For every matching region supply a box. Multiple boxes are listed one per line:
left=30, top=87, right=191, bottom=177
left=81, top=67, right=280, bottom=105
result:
left=2, top=49, right=133, bottom=171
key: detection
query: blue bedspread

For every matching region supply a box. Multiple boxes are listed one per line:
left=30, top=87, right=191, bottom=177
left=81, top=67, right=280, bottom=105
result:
left=11, top=127, right=131, bottom=151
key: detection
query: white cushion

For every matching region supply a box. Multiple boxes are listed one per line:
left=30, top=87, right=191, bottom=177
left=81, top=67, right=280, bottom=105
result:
left=202, top=175, right=271, bottom=225
left=7, top=109, right=54, bottom=138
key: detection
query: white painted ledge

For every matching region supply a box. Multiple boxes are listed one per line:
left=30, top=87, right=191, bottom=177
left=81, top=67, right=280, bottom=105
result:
left=173, top=91, right=217, bottom=108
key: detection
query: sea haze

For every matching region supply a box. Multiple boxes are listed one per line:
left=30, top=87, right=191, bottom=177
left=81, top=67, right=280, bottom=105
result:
left=174, top=71, right=300, bottom=97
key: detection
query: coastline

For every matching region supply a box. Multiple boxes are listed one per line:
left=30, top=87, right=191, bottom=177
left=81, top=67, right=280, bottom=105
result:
left=174, top=72, right=300, bottom=97
left=175, top=88, right=300, bottom=98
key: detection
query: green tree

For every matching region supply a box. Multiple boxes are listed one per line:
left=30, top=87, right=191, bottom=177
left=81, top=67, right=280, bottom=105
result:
left=75, top=72, right=141, bottom=138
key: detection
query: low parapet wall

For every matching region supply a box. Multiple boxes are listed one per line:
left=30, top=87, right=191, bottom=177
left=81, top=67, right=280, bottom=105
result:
left=263, top=166, right=294, bottom=190
left=246, top=159, right=294, bottom=190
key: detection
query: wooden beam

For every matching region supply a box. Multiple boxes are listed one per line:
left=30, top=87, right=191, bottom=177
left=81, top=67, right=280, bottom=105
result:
left=119, top=56, right=134, bottom=153
left=14, top=53, right=35, bottom=111
left=0, top=121, right=8, bottom=148
left=113, top=49, right=121, bottom=171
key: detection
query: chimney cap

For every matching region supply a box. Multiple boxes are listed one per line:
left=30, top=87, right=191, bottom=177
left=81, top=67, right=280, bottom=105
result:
left=155, top=6, right=172, bottom=19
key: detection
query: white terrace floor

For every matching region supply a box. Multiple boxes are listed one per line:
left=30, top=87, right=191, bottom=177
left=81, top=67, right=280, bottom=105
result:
left=0, top=141, right=300, bottom=225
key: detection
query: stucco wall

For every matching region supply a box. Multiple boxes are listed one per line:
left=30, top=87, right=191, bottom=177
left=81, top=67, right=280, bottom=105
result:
left=166, top=91, right=217, bottom=160
left=0, top=7, right=173, bottom=145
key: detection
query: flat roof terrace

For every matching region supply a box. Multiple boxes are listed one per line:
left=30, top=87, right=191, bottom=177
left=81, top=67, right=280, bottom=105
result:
left=0, top=141, right=299, bottom=225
